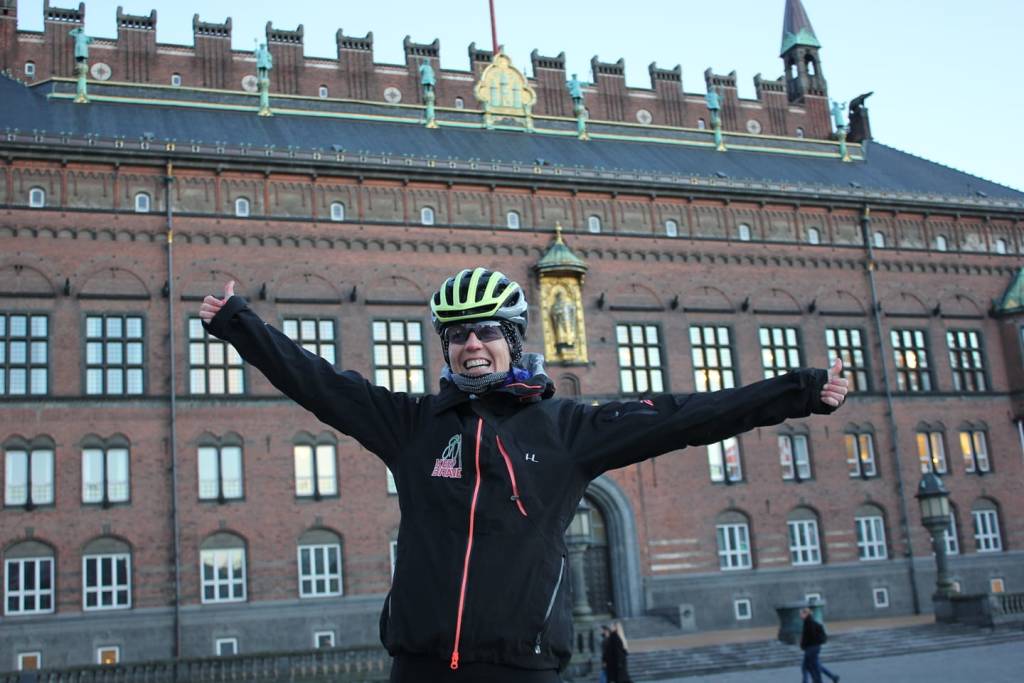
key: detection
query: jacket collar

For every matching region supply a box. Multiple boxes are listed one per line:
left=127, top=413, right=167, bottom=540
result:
left=432, top=353, right=555, bottom=415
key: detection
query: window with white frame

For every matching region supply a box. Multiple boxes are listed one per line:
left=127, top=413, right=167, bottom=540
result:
left=4, top=543, right=54, bottom=615
left=82, top=444, right=130, bottom=503
left=188, top=318, right=244, bottom=394
left=689, top=325, right=735, bottom=392
left=234, top=197, right=250, bottom=217
left=329, top=202, right=345, bottom=222
left=83, top=550, right=131, bottom=610
left=506, top=211, right=521, bottom=230
left=96, top=647, right=120, bottom=666
left=891, top=329, right=932, bottom=392
left=420, top=206, right=435, bottom=225
left=946, top=329, right=986, bottom=392
left=85, top=315, right=144, bottom=395
left=314, top=630, right=336, bottom=648
left=372, top=320, right=426, bottom=394
left=872, top=587, right=890, bottom=608
left=825, top=328, right=869, bottom=391
left=708, top=437, right=742, bottom=483
left=1, top=313, right=49, bottom=395
left=587, top=215, right=602, bottom=233
left=134, top=192, right=151, bottom=213
left=855, top=512, right=888, bottom=560
left=283, top=318, right=336, bottom=365
left=615, top=323, right=664, bottom=394
left=715, top=517, right=752, bottom=570
left=17, top=652, right=41, bottom=671
left=664, top=219, right=678, bottom=237
left=386, top=467, right=397, bottom=494
left=935, top=234, right=948, bottom=251
left=807, top=227, right=821, bottom=244
left=737, top=223, right=751, bottom=241
left=170, top=73, right=182, bottom=87
left=318, top=85, right=329, bottom=98
left=959, top=429, right=990, bottom=474
left=779, top=433, right=811, bottom=481
left=845, top=431, right=877, bottom=478
left=293, top=440, right=337, bottom=498
left=297, top=534, right=343, bottom=598
left=971, top=503, right=1002, bottom=552
left=916, top=430, right=947, bottom=474
left=28, top=187, right=45, bottom=208
left=733, top=598, right=752, bottom=620
left=759, top=327, right=802, bottom=379
left=215, top=638, right=238, bottom=656
left=4, top=445, right=54, bottom=507
left=787, top=512, right=822, bottom=566
left=197, top=443, right=243, bottom=501
left=945, top=511, right=959, bottom=555
left=872, top=231, right=885, bottom=248
left=454, top=97, right=465, bottom=109
left=200, top=535, right=246, bottom=603
left=24, top=61, right=36, bottom=78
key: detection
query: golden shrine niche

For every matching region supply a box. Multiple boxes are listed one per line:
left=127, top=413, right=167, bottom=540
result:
left=474, top=51, right=537, bottom=130
left=539, top=276, right=588, bottom=364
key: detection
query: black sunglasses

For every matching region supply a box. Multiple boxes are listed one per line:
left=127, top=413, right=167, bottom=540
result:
left=445, top=321, right=505, bottom=345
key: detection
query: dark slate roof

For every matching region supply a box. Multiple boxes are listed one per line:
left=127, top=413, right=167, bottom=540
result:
left=1, top=75, right=1022, bottom=207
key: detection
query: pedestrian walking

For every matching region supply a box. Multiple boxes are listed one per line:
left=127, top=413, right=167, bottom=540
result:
left=599, top=625, right=611, bottom=683
left=605, top=622, right=633, bottom=683
left=200, top=268, right=847, bottom=682
left=800, top=607, right=839, bottom=683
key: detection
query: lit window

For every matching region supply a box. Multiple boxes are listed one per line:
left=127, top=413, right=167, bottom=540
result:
left=689, top=325, right=735, bottom=392
left=318, top=85, right=329, bottom=98
left=787, top=515, right=822, bottom=566
left=4, top=551, right=54, bottom=614
left=293, top=442, right=337, bottom=498
left=82, top=446, right=130, bottom=504
left=873, top=231, right=885, bottom=248
left=935, top=234, right=948, bottom=251
left=197, top=444, right=243, bottom=501
left=845, top=432, right=877, bottom=478
left=215, top=638, right=238, bottom=656
left=708, top=437, right=742, bottom=483
left=716, top=520, right=752, bottom=570
left=946, top=329, right=986, bottom=392
left=134, top=192, right=151, bottom=213
left=994, top=238, right=1007, bottom=254
left=200, top=540, right=246, bottom=603
left=855, top=513, right=887, bottom=560
left=779, top=434, right=811, bottom=481
left=24, top=62, right=36, bottom=78
left=825, top=328, right=869, bottom=391
left=759, top=326, right=802, bottom=379
left=587, top=215, right=602, bottom=233
left=945, top=512, right=959, bottom=555
left=872, top=587, right=890, bottom=608
left=4, top=447, right=54, bottom=507
left=420, top=206, right=435, bottom=225
left=971, top=504, right=1002, bottom=552
left=916, top=430, right=947, bottom=474
left=28, top=187, right=45, bottom=208
left=170, top=73, right=182, bottom=87
left=17, top=652, right=41, bottom=671
left=234, top=197, right=250, bottom=217
left=990, top=578, right=1005, bottom=593
left=664, top=219, right=678, bottom=237
left=298, top=543, right=343, bottom=597
left=314, top=631, right=336, bottom=648
left=733, top=598, right=752, bottom=620
left=454, top=97, right=465, bottom=109
left=83, top=553, right=131, bottom=610
left=329, top=202, right=345, bottom=222
left=1, top=313, right=49, bottom=395
left=737, top=223, right=751, bottom=241
left=807, top=227, right=821, bottom=244
left=96, top=647, right=120, bottom=666
left=960, top=430, right=990, bottom=474
left=188, top=318, right=244, bottom=395
left=506, top=211, right=521, bottom=230
left=372, top=320, right=426, bottom=394
left=85, top=315, right=145, bottom=395
left=615, top=323, right=664, bottom=395
left=282, top=318, right=336, bottom=365
left=890, top=329, right=931, bottom=392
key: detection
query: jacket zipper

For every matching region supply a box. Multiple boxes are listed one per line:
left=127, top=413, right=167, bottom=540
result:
left=534, top=555, right=565, bottom=654
left=450, top=417, right=484, bottom=671
left=495, top=436, right=528, bottom=517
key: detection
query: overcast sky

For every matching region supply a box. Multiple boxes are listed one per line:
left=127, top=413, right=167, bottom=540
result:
left=15, top=0, right=1024, bottom=193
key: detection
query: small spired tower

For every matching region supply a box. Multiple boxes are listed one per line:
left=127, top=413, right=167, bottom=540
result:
left=780, top=0, right=827, bottom=103
left=534, top=223, right=589, bottom=365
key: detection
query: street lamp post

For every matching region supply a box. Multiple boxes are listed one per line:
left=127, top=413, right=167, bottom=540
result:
left=566, top=499, right=593, bottom=617
left=915, top=472, right=956, bottom=620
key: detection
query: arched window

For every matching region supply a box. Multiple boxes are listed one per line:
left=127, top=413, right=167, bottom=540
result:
left=994, top=238, right=1007, bottom=254
left=789, top=62, right=798, bottom=79
left=873, top=231, right=886, bottom=248
left=81, top=434, right=130, bottom=504
left=807, top=227, right=821, bottom=245
left=778, top=431, right=811, bottom=481
left=3, top=540, right=55, bottom=614
left=234, top=197, right=250, bottom=218
left=664, top=219, right=678, bottom=237
left=971, top=498, right=1002, bottom=552
left=197, top=433, right=244, bottom=501
left=697, top=118, right=707, bottom=130
left=200, top=532, right=247, bottom=603
left=170, top=73, right=182, bottom=87
left=844, top=427, right=877, bottom=478
left=787, top=507, right=822, bottom=566
left=318, top=85, right=329, bottom=98
left=454, top=97, right=465, bottom=109
left=587, top=215, right=602, bottom=234
left=28, top=187, right=45, bottom=208
left=854, top=504, right=888, bottom=560
left=329, top=202, right=345, bottom=222
left=420, top=206, right=435, bottom=225
left=134, top=192, right=151, bottom=213
left=293, top=432, right=338, bottom=498
left=737, top=223, right=752, bottom=241
left=4, top=436, right=55, bottom=506
left=506, top=210, right=521, bottom=230
left=82, top=537, right=131, bottom=610
left=934, top=234, right=948, bottom=252
left=297, top=529, right=343, bottom=598
left=24, top=61, right=36, bottom=78
left=806, top=57, right=817, bottom=77
left=708, top=437, right=742, bottom=483
left=715, top=510, right=752, bottom=570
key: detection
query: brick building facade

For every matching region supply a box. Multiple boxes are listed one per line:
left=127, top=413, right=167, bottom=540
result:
left=1, top=0, right=1023, bottom=673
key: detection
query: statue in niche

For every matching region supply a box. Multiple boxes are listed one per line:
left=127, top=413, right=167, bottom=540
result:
left=69, top=28, right=93, bottom=62
left=550, top=289, right=578, bottom=350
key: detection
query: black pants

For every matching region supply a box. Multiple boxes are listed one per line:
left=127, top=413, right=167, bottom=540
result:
left=389, top=654, right=563, bottom=683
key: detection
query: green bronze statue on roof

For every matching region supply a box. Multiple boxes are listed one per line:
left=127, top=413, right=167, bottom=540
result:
left=69, top=27, right=93, bottom=61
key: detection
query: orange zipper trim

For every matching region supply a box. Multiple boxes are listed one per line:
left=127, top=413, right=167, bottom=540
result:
left=496, top=436, right=528, bottom=517
left=450, top=417, right=484, bottom=670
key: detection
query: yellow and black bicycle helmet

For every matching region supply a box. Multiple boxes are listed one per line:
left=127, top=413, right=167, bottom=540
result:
left=430, top=267, right=528, bottom=337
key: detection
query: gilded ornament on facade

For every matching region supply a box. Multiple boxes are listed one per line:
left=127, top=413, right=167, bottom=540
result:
left=473, top=52, right=537, bottom=130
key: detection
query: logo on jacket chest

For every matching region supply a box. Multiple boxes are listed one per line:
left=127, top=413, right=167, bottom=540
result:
left=431, top=434, right=463, bottom=479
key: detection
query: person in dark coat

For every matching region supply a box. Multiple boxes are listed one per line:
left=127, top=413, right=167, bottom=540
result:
left=598, top=625, right=611, bottom=683
left=800, top=607, right=839, bottom=683
left=605, top=622, right=632, bottom=683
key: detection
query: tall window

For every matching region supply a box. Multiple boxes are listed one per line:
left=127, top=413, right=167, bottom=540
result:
left=872, top=231, right=886, bottom=248
left=807, top=227, right=821, bottom=244
left=779, top=433, right=811, bottom=481
left=715, top=513, right=752, bottom=570
left=85, top=315, right=144, bottom=395
left=372, top=321, right=426, bottom=394
left=506, top=211, right=521, bottom=230
left=188, top=318, right=244, bottom=394
left=759, top=327, right=801, bottom=379
left=294, top=439, right=338, bottom=498
left=283, top=318, right=336, bottom=365
left=4, top=543, right=54, bottom=615
left=825, top=328, right=869, bottom=391
left=82, top=540, right=131, bottom=610
left=134, top=192, right=151, bottom=213
left=297, top=530, right=343, bottom=598
left=318, top=85, right=329, bottom=98
left=916, top=430, right=947, bottom=474
left=994, top=238, right=1007, bottom=254
left=946, top=330, right=986, bottom=392
left=708, top=437, right=742, bottom=483
left=420, top=206, right=435, bottom=225
left=200, top=534, right=246, bottom=603
left=1, top=313, right=48, bottom=395
left=737, top=223, right=751, bottom=241
left=234, top=197, right=250, bottom=217
left=4, top=444, right=54, bottom=507
left=971, top=501, right=1002, bottom=552
left=689, top=325, right=735, bottom=392
left=855, top=509, right=888, bottom=560
left=787, top=511, right=822, bottom=566
left=845, top=431, right=877, bottom=478
left=82, top=443, right=130, bottom=504
left=587, top=215, right=602, bottom=233
left=934, top=234, right=948, bottom=251
left=664, top=219, right=678, bottom=237
left=329, top=202, right=345, bottom=222
left=28, top=188, right=45, bottom=208
left=891, top=329, right=931, bottom=391
left=960, top=429, right=990, bottom=474
left=616, top=324, right=664, bottom=394
left=198, top=442, right=243, bottom=501
left=945, top=511, right=960, bottom=555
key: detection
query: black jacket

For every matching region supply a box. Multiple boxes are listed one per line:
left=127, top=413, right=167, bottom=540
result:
left=801, top=617, right=827, bottom=649
left=206, top=296, right=836, bottom=672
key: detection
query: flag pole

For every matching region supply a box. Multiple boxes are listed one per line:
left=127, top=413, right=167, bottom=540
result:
left=489, top=0, right=499, bottom=53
